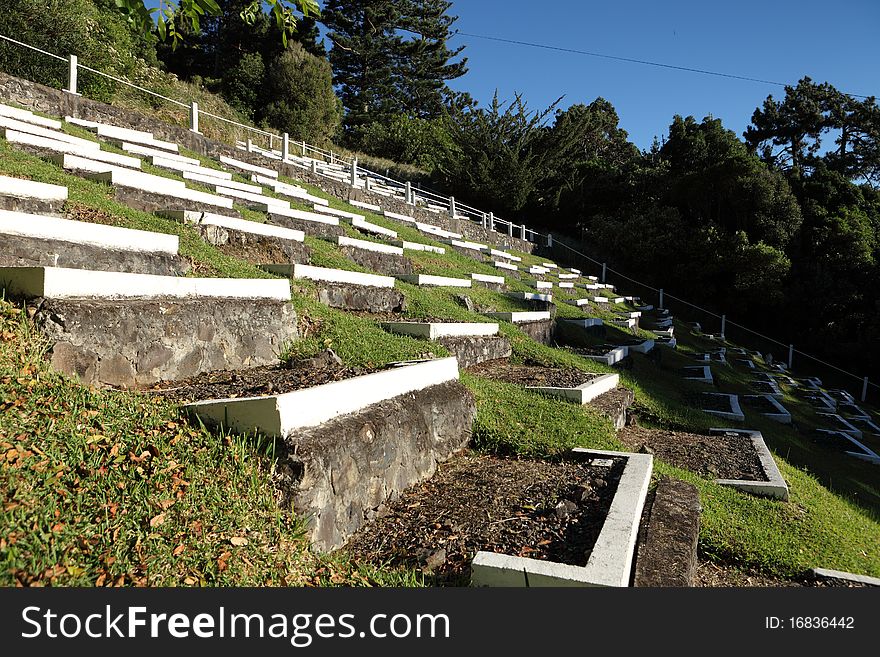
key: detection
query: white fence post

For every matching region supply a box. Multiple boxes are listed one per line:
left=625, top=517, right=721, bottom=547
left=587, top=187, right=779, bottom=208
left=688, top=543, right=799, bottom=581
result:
left=405, top=181, right=412, bottom=205
left=282, top=133, right=289, bottom=161
left=521, top=224, right=527, bottom=240
left=246, top=138, right=253, bottom=153
left=189, top=101, right=200, bottom=134
left=601, top=263, right=607, bottom=283
left=449, top=196, right=456, bottom=218
left=721, top=314, right=726, bottom=338
left=788, top=344, right=794, bottom=369
left=489, top=212, right=495, bottom=232
left=659, top=289, right=664, bottom=310
left=547, top=233, right=553, bottom=248
left=862, top=377, right=869, bottom=402
left=350, top=158, right=358, bottom=187
left=302, top=141, right=307, bottom=157
left=66, top=54, right=79, bottom=95
left=507, top=221, right=513, bottom=237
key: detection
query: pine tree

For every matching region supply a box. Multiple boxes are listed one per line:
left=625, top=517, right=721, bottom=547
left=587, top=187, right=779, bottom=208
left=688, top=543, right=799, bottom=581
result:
left=396, top=0, right=468, bottom=119
left=323, top=0, right=403, bottom=141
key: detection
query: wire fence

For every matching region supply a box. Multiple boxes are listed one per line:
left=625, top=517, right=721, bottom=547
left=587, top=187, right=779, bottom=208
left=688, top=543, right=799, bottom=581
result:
left=1, top=34, right=875, bottom=402
left=540, top=229, right=878, bottom=401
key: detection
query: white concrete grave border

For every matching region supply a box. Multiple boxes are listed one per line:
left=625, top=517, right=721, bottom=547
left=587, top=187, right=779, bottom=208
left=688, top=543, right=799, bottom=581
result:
left=702, top=393, right=745, bottom=422
left=683, top=366, right=713, bottom=384
left=396, top=274, right=471, bottom=288
left=528, top=373, right=619, bottom=405
left=471, top=448, right=653, bottom=587
left=582, top=346, right=629, bottom=366
left=0, top=175, right=67, bottom=202
left=382, top=322, right=499, bottom=340
left=0, top=266, right=291, bottom=301
left=338, top=235, right=404, bottom=256
left=814, top=430, right=880, bottom=464
left=471, top=273, right=505, bottom=285
left=484, top=311, right=551, bottom=323
left=811, top=568, right=880, bottom=587
left=186, top=357, right=460, bottom=436
left=0, top=209, right=179, bottom=254
left=0, top=103, right=62, bottom=130
left=747, top=394, right=792, bottom=424
left=509, top=292, right=552, bottom=302
left=392, top=240, right=445, bottom=254
left=264, top=263, right=395, bottom=288
left=2, top=128, right=142, bottom=169
left=709, top=428, right=789, bottom=500
left=163, top=210, right=304, bottom=243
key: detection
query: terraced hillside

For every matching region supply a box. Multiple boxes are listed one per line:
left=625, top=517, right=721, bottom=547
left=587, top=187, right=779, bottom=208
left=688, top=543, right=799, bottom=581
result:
left=1, top=95, right=879, bottom=587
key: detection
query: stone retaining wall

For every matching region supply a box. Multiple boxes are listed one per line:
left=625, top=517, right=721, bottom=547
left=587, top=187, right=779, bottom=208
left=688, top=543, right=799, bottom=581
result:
left=0, top=234, right=187, bottom=276
left=315, top=283, right=406, bottom=313
left=437, top=335, right=512, bottom=369
left=339, top=245, right=412, bottom=276
left=34, top=297, right=297, bottom=387
left=275, top=380, right=476, bottom=551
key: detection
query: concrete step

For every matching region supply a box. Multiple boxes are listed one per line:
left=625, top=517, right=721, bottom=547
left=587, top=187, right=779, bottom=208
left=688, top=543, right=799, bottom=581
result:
left=0, top=265, right=290, bottom=301
left=484, top=311, right=551, bottom=323
left=220, top=155, right=278, bottom=179
left=267, top=207, right=343, bottom=240
left=1, top=115, right=100, bottom=152
left=0, top=103, right=62, bottom=130
left=68, top=117, right=179, bottom=152
left=397, top=274, right=471, bottom=288
left=489, top=249, right=521, bottom=262
left=265, top=263, right=395, bottom=288
left=150, top=156, right=233, bottom=181
left=528, top=373, right=620, bottom=405
left=215, top=186, right=288, bottom=209
left=391, top=240, right=445, bottom=255
left=471, top=273, right=505, bottom=286
left=0, top=209, right=184, bottom=275
left=312, top=204, right=365, bottom=221
left=509, top=291, right=552, bottom=303
left=184, top=357, right=472, bottom=550
left=349, top=199, right=382, bottom=212
left=86, top=168, right=235, bottom=210
left=183, top=171, right=260, bottom=192
left=382, top=321, right=499, bottom=340
left=163, top=210, right=307, bottom=265
left=119, top=142, right=201, bottom=166
left=4, top=128, right=141, bottom=168
left=494, top=261, right=518, bottom=271
left=416, top=221, right=461, bottom=240
left=253, top=175, right=329, bottom=206
left=337, top=235, right=403, bottom=255
left=0, top=175, right=67, bottom=215
left=349, top=216, right=397, bottom=239
left=384, top=210, right=417, bottom=224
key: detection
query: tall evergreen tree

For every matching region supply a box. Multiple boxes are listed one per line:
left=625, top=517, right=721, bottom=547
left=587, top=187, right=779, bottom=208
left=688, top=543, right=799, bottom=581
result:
left=323, top=0, right=403, bottom=141
left=396, top=0, right=468, bottom=119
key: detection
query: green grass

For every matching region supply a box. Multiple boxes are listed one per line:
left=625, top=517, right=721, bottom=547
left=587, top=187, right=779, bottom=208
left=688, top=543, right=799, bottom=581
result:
left=3, top=132, right=880, bottom=583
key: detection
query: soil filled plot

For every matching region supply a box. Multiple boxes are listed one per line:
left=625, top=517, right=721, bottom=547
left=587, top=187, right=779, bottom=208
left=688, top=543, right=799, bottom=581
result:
left=741, top=395, right=781, bottom=413
left=142, top=359, right=384, bottom=402
left=692, top=392, right=734, bottom=412
left=344, top=451, right=623, bottom=585
left=571, top=344, right=620, bottom=357
left=468, top=359, right=600, bottom=389
left=618, top=426, right=766, bottom=481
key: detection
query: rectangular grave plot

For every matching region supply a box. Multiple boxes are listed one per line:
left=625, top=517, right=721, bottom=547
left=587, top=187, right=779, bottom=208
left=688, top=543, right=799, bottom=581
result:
left=344, top=449, right=649, bottom=587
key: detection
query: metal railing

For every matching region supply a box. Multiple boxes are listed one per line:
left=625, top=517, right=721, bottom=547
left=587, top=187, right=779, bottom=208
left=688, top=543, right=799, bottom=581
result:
left=0, top=33, right=533, bottom=240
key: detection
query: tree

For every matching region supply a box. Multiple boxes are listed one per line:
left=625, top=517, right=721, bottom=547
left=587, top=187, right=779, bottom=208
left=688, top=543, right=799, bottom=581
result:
left=395, top=0, right=468, bottom=119
left=115, top=0, right=319, bottom=48
left=263, top=43, right=341, bottom=144
left=323, top=0, right=404, bottom=142
left=743, top=77, right=836, bottom=176
left=438, top=92, right=563, bottom=216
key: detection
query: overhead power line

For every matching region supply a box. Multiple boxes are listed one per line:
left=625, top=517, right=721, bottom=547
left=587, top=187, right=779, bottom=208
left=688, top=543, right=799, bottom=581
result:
left=455, top=31, right=871, bottom=99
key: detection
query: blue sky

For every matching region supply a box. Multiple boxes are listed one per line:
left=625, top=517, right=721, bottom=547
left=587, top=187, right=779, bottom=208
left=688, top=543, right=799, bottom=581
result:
left=435, top=0, right=879, bottom=150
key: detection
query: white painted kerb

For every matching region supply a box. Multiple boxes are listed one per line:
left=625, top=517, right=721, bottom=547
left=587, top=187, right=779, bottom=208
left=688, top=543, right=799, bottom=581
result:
left=0, top=210, right=178, bottom=254
left=0, top=266, right=291, bottom=300
left=472, top=449, right=652, bottom=587
left=186, top=357, right=460, bottom=435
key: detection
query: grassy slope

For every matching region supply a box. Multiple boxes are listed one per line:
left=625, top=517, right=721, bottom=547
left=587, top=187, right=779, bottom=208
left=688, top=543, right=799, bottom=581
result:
left=1, top=137, right=879, bottom=584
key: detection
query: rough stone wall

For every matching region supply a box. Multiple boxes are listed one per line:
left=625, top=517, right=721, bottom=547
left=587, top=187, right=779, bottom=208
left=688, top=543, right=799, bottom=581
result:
left=0, top=195, right=64, bottom=216
left=315, top=283, right=406, bottom=313
left=275, top=380, right=476, bottom=551
left=194, top=224, right=310, bottom=265
left=518, top=319, right=555, bottom=345
left=339, top=246, right=412, bottom=276
left=34, top=298, right=297, bottom=387
left=0, top=234, right=187, bottom=276
left=0, top=72, right=535, bottom=254
left=437, top=335, right=512, bottom=369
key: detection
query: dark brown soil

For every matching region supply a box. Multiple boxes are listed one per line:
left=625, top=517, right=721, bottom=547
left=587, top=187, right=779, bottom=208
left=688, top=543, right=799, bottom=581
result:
left=343, top=451, right=623, bottom=585
left=141, top=360, right=384, bottom=402
left=811, top=431, right=869, bottom=454
left=468, top=359, right=599, bottom=388
left=618, top=426, right=766, bottom=481
left=570, top=344, right=620, bottom=357
left=696, top=393, right=735, bottom=413
left=741, top=395, right=781, bottom=413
